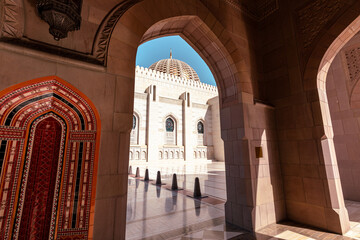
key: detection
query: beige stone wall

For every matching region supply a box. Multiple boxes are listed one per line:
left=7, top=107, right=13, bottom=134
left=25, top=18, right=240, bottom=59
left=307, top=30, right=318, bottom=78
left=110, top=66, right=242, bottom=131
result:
left=208, top=97, right=225, bottom=161
left=326, top=40, right=360, bottom=201
left=0, top=42, right=131, bottom=239
left=22, top=0, right=112, bottom=54
left=223, top=100, right=285, bottom=230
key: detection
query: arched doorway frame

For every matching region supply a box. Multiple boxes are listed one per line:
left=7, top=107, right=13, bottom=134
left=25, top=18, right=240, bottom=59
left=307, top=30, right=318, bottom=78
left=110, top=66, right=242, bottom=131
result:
left=15, top=112, right=66, bottom=240
left=301, top=1, right=360, bottom=234
left=94, top=0, right=259, bottom=236
left=0, top=76, right=101, bottom=239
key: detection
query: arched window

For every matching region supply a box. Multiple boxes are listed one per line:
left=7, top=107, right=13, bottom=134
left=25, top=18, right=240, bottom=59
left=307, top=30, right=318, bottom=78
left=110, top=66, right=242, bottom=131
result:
left=197, top=120, right=205, bottom=146
left=132, top=115, right=136, bottom=129
left=165, top=117, right=176, bottom=145
left=166, top=118, right=174, bottom=132
left=142, top=151, right=146, bottom=160
left=197, top=121, right=204, bottom=134
left=131, top=114, right=139, bottom=145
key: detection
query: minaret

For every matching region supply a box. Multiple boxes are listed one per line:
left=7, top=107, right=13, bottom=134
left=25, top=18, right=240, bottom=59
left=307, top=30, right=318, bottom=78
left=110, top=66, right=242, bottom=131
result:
left=170, top=49, right=172, bottom=59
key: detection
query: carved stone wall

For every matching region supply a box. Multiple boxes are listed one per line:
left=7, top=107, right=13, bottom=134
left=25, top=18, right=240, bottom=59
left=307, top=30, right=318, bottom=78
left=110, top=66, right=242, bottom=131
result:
left=221, top=0, right=279, bottom=22
left=92, top=0, right=142, bottom=65
left=0, top=0, right=24, bottom=38
left=296, top=0, right=348, bottom=53
left=343, top=45, right=360, bottom=94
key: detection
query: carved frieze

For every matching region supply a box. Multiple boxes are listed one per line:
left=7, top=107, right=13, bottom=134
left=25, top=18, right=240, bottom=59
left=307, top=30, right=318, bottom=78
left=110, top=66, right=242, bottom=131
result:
left=222, top=0, right=279, bottom=22
left=92, top=0, right=143, bottom=65
left=0, top=0, right=24, bottom=38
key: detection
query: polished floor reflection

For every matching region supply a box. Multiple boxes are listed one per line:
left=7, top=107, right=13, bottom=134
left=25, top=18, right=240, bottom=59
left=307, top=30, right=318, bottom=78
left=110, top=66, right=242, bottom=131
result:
left=126, top=161, right=360, bottom=240
left=125, top=161, right=234, bottom=240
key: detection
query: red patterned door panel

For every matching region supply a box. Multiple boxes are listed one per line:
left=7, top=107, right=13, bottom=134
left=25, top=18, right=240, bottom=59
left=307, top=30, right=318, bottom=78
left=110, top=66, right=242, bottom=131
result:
left=18, top=117, right=62, bottom=240
left=0, top=77, right=100, bottom=239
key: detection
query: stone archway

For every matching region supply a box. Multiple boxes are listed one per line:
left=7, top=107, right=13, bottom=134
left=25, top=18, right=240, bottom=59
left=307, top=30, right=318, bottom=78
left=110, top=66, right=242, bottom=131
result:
left=297, top=2, right=360, bottom=234
left=93, top=0, right=286, bottom=237
left=137, top=16, right=240, bottom=103
left=324, top=37, right=360, bottom=203
left=0, top=76, right=101, bottom=239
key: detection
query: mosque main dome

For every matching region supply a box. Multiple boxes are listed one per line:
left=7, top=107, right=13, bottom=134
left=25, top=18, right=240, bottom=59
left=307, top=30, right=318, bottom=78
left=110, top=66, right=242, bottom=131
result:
left=149, top=51, right=200, bottom=82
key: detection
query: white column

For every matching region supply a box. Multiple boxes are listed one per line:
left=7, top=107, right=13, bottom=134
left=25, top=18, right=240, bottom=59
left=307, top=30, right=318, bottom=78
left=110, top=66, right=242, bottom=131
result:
left=181, top=92, right=193, bottom=161
left=146, top=85, right=158, bottom=162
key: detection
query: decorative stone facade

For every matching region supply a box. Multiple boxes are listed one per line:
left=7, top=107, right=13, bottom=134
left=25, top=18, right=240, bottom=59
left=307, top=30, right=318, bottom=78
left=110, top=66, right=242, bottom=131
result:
left=130, top=63, right=224, bottom=162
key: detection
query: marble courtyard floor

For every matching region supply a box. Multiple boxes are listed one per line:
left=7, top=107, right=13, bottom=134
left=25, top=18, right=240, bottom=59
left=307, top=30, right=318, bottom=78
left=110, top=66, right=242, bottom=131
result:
left=125, top=161, right=360, bottom=240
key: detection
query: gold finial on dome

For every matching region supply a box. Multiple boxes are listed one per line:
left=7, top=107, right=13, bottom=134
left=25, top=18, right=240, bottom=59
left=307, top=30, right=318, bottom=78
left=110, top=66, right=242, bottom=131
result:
left=170, top=49, right=172, bottom=59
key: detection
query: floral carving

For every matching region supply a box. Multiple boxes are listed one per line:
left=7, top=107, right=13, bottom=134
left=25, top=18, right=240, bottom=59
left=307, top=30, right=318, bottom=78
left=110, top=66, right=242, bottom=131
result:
left=0, top=0, right=24, bottom=38
left=92, top=0, right=142, bottom=65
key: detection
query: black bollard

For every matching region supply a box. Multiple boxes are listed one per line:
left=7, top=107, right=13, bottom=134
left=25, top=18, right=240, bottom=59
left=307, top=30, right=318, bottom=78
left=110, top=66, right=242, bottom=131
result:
left=135, top=167, right=140, bottom=178
left=156, top=171, right=162, bottom=185
left=141, top=169, right=151, bottom=182
left=187, top=177, right=208, bottom=199
left=128, top=165, right=132, bottom=175
left=144, top=169, right=149, bottom=181
left=171, top=174, right=178, bottom=190
left=152, top=171, right=165, bottom=185
left=166, top=173, right=183, bottom=191
left=193, top=177, right=202, bottom=198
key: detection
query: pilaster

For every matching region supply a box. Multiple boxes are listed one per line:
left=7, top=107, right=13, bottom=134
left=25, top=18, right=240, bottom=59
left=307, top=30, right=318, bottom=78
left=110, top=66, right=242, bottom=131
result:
left=146, top=85, right=158, bottom=162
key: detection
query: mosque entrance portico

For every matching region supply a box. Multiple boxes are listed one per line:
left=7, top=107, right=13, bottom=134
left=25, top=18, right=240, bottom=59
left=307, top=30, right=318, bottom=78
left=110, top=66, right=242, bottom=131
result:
left=2, top=0, right=360, bottom=239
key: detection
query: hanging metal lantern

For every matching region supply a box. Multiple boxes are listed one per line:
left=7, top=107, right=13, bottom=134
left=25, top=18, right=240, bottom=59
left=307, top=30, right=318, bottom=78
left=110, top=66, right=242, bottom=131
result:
left=36, top=0, right=82, bottom=41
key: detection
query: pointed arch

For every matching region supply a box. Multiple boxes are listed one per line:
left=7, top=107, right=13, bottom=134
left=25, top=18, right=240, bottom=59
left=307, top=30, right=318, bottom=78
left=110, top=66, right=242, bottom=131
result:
left=164, top=115, right=177, bottom=145
left=102, top=0, right=250, bottom=105
left=298, top=2, right=360, bottom=234
left=0, top=76, right=101, bottom=239
left=131, top=111, right=140, bottom=145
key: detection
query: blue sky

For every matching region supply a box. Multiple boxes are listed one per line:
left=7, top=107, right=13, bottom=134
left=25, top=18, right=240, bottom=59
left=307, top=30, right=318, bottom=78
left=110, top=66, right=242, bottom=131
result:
left=136, top=35, right=216, bottom=86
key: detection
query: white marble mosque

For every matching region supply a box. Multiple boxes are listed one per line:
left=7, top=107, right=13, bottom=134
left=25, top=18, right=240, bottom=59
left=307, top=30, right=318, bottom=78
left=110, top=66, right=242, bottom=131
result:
left=130, top=52, right=224, bottom=162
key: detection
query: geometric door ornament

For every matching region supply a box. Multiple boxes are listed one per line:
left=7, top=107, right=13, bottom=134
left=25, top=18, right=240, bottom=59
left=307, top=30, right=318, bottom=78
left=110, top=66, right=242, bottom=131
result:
left=0, top=76, right=101, bottom=239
